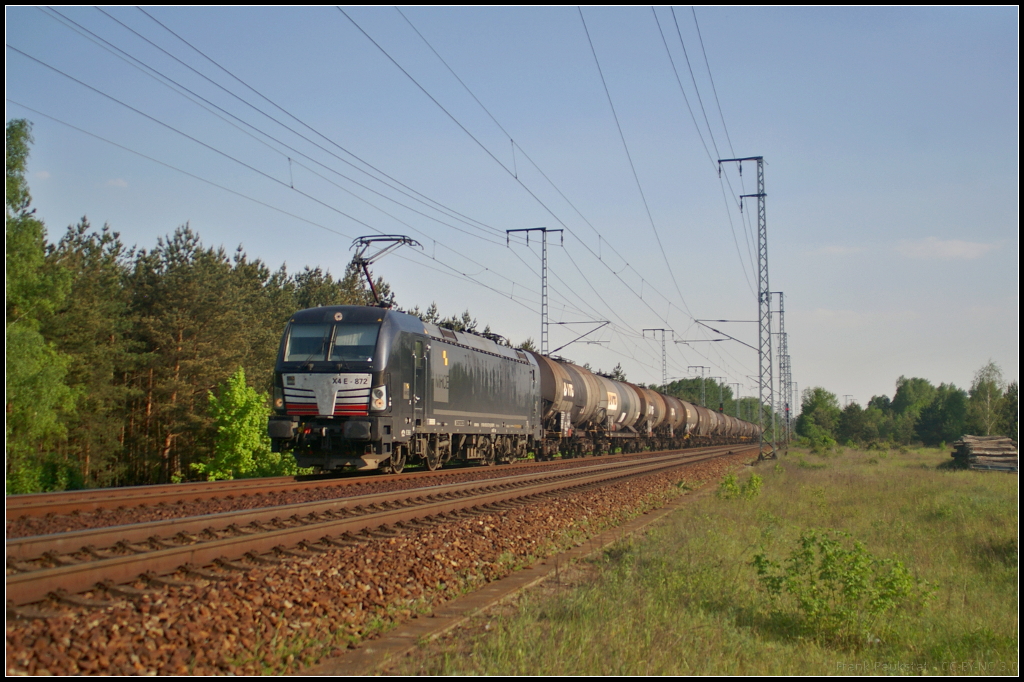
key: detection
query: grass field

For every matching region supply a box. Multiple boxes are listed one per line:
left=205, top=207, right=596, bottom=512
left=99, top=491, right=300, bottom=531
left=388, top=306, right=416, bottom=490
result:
left=395, top=446, right=1018, bottom=675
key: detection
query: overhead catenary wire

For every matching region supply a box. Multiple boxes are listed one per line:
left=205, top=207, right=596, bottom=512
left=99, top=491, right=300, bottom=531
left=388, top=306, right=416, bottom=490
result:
left=692, top=6, right=736, bottom=158
left=18, top=15, right=577, bottom=307
left=399, top=9, right=739, bottom=381
left=17, top=8, right=757, bottom=387
left=7, top=45, right=618, bottom=351
left=339, top=7, right=703, bottom=355
left=8, top=71, right=617, bottom=355
left=122, top=6, right=521, bottom=245
left=7, top=97, right=562, bottom=325
left=39, top=7, right=516, bottom=251
left=353, top=6, right=751, bottom=375
left=651, top=6, right=754, bottom=296
left=667, top=6, right=758, bottom=287
left=578, top=7, right=695, bottom=320
left=5, top=49, right=555, bottom=312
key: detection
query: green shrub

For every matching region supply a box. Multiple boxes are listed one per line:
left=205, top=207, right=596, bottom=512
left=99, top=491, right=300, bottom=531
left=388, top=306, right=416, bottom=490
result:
left=192, top=367, right=301, bottom=480
left=717, top=473, right=762, bottom=500
left=752, top=529, right=934, bottom=647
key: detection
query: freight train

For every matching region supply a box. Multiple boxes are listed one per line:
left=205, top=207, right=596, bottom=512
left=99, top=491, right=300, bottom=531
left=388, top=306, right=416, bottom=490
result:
left=267, top=305, right=761, bottom=473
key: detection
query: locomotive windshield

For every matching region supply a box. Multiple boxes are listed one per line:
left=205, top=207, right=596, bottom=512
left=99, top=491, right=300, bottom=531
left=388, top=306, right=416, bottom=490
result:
left=284, top=323, right=380, bottom=362
left=330, top=324, right=379, bottom=361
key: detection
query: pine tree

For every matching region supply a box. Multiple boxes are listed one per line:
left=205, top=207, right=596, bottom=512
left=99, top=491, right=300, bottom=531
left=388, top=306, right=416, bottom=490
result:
left=125, top=226, right=251, bottom=483
left=44, top=219, right=135, bottom=487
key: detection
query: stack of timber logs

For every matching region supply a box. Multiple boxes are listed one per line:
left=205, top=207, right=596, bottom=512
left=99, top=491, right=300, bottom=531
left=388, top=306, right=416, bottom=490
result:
left=951, top=435, right=1018, bottom=472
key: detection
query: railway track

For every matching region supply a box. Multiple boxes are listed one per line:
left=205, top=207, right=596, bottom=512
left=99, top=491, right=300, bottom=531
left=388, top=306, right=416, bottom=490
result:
left=7, top=448, right=737, bottom=607
left=6, top=448, right=741, bottom=540
left=7, top=445, right=757, bottom=676
left=6, top=468, right=453, bottom=520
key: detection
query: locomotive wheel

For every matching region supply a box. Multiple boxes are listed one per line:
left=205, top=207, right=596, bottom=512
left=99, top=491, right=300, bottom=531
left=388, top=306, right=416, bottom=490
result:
left=495, top=436, right=512, bottom=464
left=425, top=442, right=442, bottom=471
left=480, top=437, right=496, bottom=466
left=384, top=447, right=406, bottom=475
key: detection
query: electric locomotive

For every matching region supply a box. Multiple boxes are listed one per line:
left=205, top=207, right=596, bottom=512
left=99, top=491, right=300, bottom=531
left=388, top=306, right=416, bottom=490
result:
left=267, top=305, right=542, bottom=473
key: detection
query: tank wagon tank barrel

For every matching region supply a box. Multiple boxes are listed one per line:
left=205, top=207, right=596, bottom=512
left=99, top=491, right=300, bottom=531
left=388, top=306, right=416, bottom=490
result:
left=268, top=305, right=762, bottom=473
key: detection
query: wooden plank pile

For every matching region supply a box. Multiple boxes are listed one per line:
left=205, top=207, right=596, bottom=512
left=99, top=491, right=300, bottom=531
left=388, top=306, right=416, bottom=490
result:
left=951, top=435, right=1018, bottom=472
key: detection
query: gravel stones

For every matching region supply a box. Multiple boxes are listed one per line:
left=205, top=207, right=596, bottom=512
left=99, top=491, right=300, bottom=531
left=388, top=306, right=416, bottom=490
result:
left=6, top=452, right=750, bottom=675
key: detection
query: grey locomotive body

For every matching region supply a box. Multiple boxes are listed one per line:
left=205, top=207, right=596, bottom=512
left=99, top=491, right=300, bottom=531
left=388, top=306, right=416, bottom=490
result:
left=268, top=305, right=542, bottom=473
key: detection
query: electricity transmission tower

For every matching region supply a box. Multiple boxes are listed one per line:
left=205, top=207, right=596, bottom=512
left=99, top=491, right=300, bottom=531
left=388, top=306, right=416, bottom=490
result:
left=772, top=292, right=792, bottom=445
left=506, top=228, right=562, bottom=355
left=643, top=329, right=673, bottom=387
left=719, top=156, right=775, bottom=459
left=688, top=366, right=709, bottom=407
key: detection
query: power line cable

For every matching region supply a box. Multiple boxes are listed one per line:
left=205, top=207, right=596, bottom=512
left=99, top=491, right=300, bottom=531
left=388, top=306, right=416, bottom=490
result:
left=578, top=7, right=694, bottom=319
left=37, top=9, right=574, bottom=315
left=40, top=7, right=512, bottom=252
left=651, top=6, right=753, bottom=295
left=692, top=6, right=735, bottom=158
left=124, top=6, right=517, bottom=244
left=25, top=9, right=746, bottom=384
left=340, top=7, right=689, bottom=346
left=650, top=7, right=715, bottom=171
left=6, top=98, right=355, bottom=241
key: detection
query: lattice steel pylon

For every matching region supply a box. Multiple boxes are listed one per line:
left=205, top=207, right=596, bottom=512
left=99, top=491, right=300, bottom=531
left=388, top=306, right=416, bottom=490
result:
left=643, top=329, right=673, bottom=387
left=774, top=292, right=792, bottom=445
left=719, top=156, right=775, bottom=459
left=506, top=228, right=562, bottom=355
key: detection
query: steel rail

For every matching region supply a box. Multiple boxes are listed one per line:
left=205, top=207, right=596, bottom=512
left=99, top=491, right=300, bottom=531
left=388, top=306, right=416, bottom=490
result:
left=5, top=447, right=697, bottom=518
left=6, top=446, right=752, bottom=606
left=7, top=453, right=658, bottom=561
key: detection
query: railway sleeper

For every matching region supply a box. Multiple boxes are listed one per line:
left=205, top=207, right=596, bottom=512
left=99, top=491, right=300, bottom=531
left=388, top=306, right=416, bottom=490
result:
left=42, top=551, right=83, bottom=567
left=185, top=565, right=233, bottom=582
left=244, top=552, right=285, bottom=566
left=51, top=589, right=117, bottom=609
left=214, top=557, right=255, bottom=572
left=319, top=535, right=366, bottom=549
left=142, top=572, right=199, bottom=588
left=81, top=545, right=117, bottom=560
left=147, top=536, right=178, bottom=550
left=297, top=541, right=330, bottom=554
left=6, top=557, right=39, bottom=573
left=100, top=580, right=160, bottom=600
left=7, top=605, right=66, bottom=620
left=273, top=545, right=318, bottom=559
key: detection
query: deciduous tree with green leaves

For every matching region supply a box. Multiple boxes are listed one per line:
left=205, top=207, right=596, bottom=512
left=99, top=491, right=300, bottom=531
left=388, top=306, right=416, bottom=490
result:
left=967, top=361, right=1005, bottom=437
left=915, top=383, right=968, bottom=446
left=6, top=119, right=76, bottom=493
left=192, top=367, right=298, bottom=480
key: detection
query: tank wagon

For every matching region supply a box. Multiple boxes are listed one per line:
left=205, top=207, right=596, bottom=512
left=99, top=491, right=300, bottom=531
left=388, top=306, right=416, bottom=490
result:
left=268, top=305, right=760, bottom=473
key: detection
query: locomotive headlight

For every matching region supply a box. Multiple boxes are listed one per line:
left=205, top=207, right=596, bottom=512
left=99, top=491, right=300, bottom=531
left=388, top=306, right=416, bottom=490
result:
left=273, top=387, right=285, bottom=413
left=370, top=385, right=387, bottom=411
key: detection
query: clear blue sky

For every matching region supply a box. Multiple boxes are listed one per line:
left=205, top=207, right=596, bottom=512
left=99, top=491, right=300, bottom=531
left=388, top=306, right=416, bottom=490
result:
left=6, top=6, right=1018, bottom=407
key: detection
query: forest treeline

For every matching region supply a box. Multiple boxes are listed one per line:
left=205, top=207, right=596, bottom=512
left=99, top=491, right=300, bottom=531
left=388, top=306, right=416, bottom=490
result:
left=4, top=119, right=531, bottom=492
left=6, top=121, right=378, bottom=491
left=796, top=365, right=1017, bottom=450
left=6, top=120, right=1015, bottom=492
